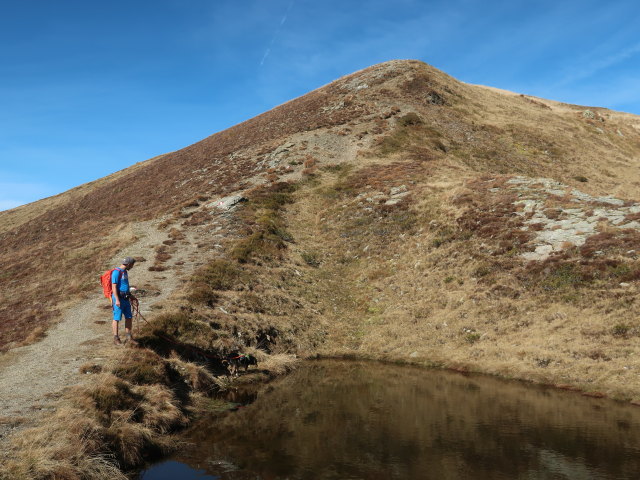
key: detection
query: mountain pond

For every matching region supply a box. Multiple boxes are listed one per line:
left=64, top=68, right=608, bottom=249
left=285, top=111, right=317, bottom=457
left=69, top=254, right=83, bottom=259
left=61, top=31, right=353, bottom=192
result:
left=139, top=360, right=640, bottom=479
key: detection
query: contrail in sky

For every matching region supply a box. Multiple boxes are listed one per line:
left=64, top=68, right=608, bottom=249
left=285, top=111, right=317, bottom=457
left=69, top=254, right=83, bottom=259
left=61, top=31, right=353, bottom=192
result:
left=260, top=0, right=295, bottom=67
left=556, top=41, right=640, bottom=88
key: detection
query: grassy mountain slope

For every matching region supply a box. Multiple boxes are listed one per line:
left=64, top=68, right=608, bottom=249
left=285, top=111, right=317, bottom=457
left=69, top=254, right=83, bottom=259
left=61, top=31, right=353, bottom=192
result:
left=2, top=59, right=640, bottom=403
left=5, top=59, right=640, bottom=479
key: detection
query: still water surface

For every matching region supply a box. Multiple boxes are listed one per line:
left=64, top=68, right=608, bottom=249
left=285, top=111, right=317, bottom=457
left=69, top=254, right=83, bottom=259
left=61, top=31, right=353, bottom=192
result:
left=141, top=360, right=640, bottom=479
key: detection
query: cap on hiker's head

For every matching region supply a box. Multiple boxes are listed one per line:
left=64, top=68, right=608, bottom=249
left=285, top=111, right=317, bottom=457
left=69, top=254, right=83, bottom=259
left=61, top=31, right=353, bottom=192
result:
left=122, top=257, right=136, bottom=265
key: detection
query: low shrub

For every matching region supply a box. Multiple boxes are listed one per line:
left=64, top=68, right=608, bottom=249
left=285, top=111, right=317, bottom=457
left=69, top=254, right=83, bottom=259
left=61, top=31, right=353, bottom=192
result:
left=168, top=228, right=185, bottom=240
left=257, top=211, right=293, bottom=242
left=540, top=263, right=587, bottom=291
left=612, top=323, right=630, bottom=337
left=192, top=259, right=243, bottom=291
left=231, top=231, right=286, bottom=263
left=249, top=182, right=297, bottom=211
left=80, top=363, right=103, bottom=374
left=397, top=112, right=423, bottom=127
left=320, top=163, right=352, bottom=174
left=229, top=182, right=298, bottom=263
left=465, top=333, right=481, bottom=344
left=301, top=251, right=321, bottom=267
left=188, top=285, right=220, bottom=307
left=535, top=357, right=552, bottom=368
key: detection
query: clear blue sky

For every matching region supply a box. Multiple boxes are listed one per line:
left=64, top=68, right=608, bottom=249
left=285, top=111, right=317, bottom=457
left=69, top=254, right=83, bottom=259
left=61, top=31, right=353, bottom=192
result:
left=1, top=0, right=639, bottom=211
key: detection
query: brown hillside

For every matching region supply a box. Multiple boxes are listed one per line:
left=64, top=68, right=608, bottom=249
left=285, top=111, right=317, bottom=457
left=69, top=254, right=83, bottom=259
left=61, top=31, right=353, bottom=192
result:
left=5, top=59, right=640, bottom=478
left=0, top=60, right=457, bottom=348
left=2, top=59, right=640, bottom=401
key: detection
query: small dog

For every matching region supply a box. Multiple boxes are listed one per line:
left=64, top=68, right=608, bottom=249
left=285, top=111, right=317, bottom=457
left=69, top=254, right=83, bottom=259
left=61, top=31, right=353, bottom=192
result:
left=223, top=353, right=258, bottom=376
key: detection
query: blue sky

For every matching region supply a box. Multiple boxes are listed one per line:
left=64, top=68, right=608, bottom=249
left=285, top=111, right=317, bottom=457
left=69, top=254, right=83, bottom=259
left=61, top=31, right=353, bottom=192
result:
left=1, top=0, right=639, bottom=211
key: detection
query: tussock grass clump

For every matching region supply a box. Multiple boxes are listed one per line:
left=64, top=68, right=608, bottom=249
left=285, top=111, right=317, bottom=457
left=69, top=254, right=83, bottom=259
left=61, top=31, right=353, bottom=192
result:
left=256, top=210, right=294, bottom=242
left=84, top=376, right=143, bottom=424
left=149, top=312, right=219, bottom=351
left=259, top=353, right=300, bottom=375
left=317, top=180, right=357, bottom=200
left=167, top=353, right=217, bottom=393
left=320, top=163, right=352, bottom=175
left=168, top=227, right=185, bottom=241
left=464, top=333, right=482, bottom=344
left=2, top=367, right=191, bottom=479
left=80, top=363, right=103, bottom=374
left=187, top=286, right=220, bottom=307
left=87, top=380, right=184, bottom=467
left=539, top=263, right=587, bottom=291
left=112, top=349, right=173, bottom=385
left=301, top=250, right=321, bottom=267
left=1, top=407, right=126, bottom=480
left=611, top=323, right=633, bottom=338
left=396, top=112, right=423, bottom=127
left=199, top=260, right=244, bottom=288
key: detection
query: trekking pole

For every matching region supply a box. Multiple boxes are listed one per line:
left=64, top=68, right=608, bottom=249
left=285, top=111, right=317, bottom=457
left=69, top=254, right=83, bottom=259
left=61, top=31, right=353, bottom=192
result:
left=130, top=296, right=151, bottom=328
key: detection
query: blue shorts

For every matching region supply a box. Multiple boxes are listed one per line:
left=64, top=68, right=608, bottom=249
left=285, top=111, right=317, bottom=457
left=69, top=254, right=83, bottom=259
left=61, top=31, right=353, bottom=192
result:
left=112, top=296, right=132, bottom=321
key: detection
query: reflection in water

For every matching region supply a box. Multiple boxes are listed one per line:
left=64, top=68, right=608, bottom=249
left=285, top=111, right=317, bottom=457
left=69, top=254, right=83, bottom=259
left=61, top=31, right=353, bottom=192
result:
left=140, top=460, right=216, bottom=479
left=142, top=361, right=640, bottom=479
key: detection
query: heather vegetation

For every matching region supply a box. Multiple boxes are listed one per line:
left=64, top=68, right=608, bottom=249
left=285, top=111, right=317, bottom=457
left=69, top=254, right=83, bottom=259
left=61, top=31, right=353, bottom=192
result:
left=2, top=59, right=640, bottom=478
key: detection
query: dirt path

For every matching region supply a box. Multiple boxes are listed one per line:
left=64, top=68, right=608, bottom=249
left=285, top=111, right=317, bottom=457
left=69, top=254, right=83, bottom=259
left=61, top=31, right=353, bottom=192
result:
left=0, top=218, right=208, bottom=440
left=0, top=128, right=365, bottom=443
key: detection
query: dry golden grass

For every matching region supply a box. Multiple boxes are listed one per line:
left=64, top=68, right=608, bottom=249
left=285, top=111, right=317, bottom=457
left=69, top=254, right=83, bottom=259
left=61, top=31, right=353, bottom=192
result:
left=280, top=146, right=640, bottom=401
left=259, top=353, right=300, bottom=375
left=1, top=352, right=197, bottom=478
left=4, top=59, right=640, bottom=476
left=5, top=58, right=640, bottom=352
left=1, top=407, right=127, bottom=480
left=0, top=223, right=137, bottom=350
left=166, top=353, right=217, bottom=393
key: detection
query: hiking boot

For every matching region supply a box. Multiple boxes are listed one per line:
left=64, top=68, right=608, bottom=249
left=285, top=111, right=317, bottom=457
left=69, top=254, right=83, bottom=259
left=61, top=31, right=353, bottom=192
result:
left=125, top=334, right=139, bottom=346
left=113, top=335, right=122, bottom=346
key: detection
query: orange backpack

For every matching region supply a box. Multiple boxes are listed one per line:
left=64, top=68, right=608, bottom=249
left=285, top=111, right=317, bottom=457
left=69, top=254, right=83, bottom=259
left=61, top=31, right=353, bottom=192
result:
left=100, top=268, right=124, bottom=298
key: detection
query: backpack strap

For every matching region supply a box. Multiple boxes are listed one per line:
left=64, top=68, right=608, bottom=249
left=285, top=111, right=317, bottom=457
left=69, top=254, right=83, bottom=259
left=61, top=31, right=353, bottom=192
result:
left=114, top=268, right=125, bottom=291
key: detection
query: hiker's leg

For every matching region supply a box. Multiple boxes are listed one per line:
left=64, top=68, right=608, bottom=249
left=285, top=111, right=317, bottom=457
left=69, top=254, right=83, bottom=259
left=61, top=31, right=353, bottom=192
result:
left=124, top=317, right=139, bottom=345
left=121, top=300, right=134, bottom=337
left=112, top=298, right=123, bottom=344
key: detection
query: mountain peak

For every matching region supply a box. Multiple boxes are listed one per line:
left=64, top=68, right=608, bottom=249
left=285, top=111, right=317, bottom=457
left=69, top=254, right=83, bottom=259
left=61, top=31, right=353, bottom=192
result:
left=2, top=60, right=640, bottom=420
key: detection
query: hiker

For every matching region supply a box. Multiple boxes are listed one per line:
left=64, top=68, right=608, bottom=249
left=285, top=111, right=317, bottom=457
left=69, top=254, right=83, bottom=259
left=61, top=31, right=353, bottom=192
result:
left=111, top=257, right=138, bottom=345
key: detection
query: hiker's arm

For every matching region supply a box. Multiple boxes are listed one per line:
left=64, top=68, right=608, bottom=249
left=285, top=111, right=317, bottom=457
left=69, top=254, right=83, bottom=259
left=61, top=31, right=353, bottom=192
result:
left=112, top=283, right=120, bottom=306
